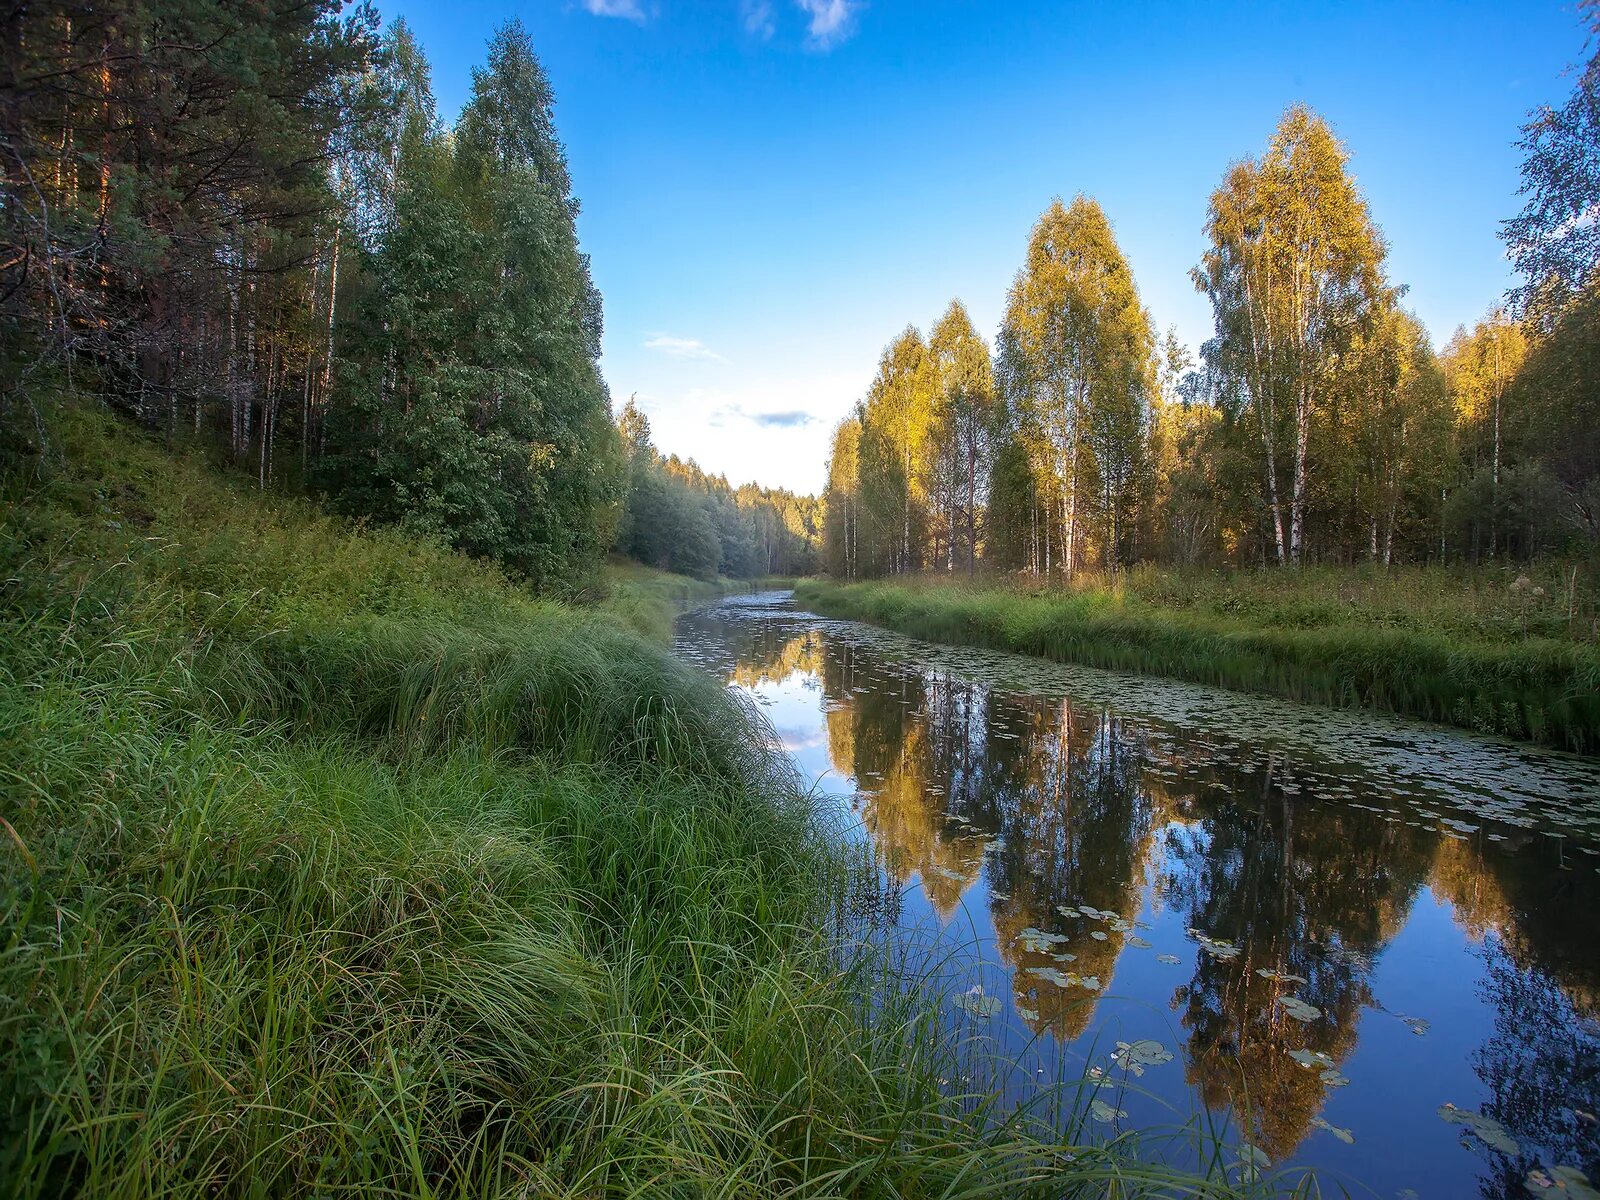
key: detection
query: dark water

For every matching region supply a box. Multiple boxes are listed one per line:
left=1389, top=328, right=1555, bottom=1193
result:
left=674, top=591, right=1600, bottom=1199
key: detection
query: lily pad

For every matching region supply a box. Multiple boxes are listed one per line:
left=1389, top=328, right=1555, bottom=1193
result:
left=1156, top=953, right=1181, bottom=965
left=1090, top=1099, right=1127, bottom=1123
left=1289, top=1048, right=1334, bottom=1069
left=1549, top=1167, right=1600, bottom=1199
left=1278, top=996, right=1321, bottom=1023
left=1255, top=968, right=1309, bottom=984
left=1312, top=1116, right=1354, bottom=1144
left=1437, top=1103, right=1520, bottom=1156
left=952, top=985, right=1001, bottom=1018
left=1111, top=1039, right=1173, bottom=1076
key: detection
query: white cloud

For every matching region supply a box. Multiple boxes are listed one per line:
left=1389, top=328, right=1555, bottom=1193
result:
left=643, top=334, right=729, bottom=364
left=794, top=0, right=859, bottom=48
left=581, top=0, right=646, bottom=21
left=741, top=0, right=775, bottom=38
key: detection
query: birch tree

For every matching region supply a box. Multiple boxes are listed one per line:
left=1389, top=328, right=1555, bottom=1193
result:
left=1193, top=105, right=1390, bottom=565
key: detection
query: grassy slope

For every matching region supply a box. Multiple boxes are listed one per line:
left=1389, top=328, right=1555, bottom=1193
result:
left=0, top=407, right=1249, bottom=1199
left=795, top=570, right=1600, bottom=753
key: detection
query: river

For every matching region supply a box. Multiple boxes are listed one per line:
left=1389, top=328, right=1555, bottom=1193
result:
left=674, top=590, right=1600, bottom=1199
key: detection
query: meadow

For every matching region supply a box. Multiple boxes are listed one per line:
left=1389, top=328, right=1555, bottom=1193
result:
left=795, top=567, right=1600, bottom=752
left=0, top=407, right=1260, bottom=1198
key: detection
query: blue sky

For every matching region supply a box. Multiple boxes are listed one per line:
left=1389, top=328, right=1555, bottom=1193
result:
left=380, top=0, right=1587, bottom=494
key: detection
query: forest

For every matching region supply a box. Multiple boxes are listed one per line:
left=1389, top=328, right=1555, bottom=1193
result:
left=0, top=2, right=816, bottom=587
left=822, top=105, right=1599, bottom=579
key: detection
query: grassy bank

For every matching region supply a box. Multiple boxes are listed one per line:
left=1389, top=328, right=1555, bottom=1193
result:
left=598, top=558, right=792, bottom=643
left=795, top=570, right=1600, bottom=752
left=0, top=407, right=1254, bottom=1198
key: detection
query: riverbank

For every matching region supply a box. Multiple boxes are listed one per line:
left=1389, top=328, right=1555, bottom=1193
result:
left=599, top=557, right=796, bottom=642
left=0, top=405, right=1248, bottom=1197
left=794, top=571, right=1600, bottom=752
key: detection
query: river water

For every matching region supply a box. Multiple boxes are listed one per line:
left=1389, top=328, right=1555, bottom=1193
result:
left=673, top=590, right=1600, bottom=1199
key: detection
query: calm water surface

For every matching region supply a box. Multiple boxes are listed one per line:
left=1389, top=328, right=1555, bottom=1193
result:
left=675, top=591, right=1600, bottom=1199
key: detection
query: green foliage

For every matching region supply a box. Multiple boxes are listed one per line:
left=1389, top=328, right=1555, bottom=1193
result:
left=796, top=569, right=1600, bottom=752
left=1503, top=0, right=1600, bottom=329
left=321, top=21, right=620, bottom=593
left=0, top=403, right=1256, bottom=1199
left=613, top=399, right=820, bottom=579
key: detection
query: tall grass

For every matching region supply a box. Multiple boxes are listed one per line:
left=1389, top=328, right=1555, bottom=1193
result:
left=0, top=406, right=1265, bottom=1198
left=795, top=572, right=1600, bottom=752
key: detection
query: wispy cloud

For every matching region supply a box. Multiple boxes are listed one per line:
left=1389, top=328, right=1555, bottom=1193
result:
left=581, top=0, right=646, bottom=21
left=750, top=409, right=814, bottom=427
left=741, top=0, right=775, bottom=38
left=644, top=334, right=729, bottom=363
left=708, top=402, right=815, bottom=428
left=794, top=0, right=860, bottom=48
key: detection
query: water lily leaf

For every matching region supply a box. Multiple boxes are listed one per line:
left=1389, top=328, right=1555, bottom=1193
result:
left=1255, top=968, right=1308, bottom=984
left=1156, top=953, right=1181, bottom=965
left=1549, top=1166, right=1600, bottom=1199
left=1278, top=996, right=1321, bottom=1022
left=1312, top=1116, right=1354, bottom=1144
left=1289, top=1048, right=1334, bottom=1069
left=1090, top=930, right=1109, bottom=941
left=1401, top=1015, right=1430, bottom=1036
left=1090, top=1099, right=1126, bottom=1123
left=952, top=985, right=1001, bottom=1018
left=1437, top=1103, right=1520, bottom=1155
left=1128, top=935, right=1152, bottom=949
left=1320, top=1069, right=1350, bottom=1088
left=1111, top=1039, right=1173, bottom=1076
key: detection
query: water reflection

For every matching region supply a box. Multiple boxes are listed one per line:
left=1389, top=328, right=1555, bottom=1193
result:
left=675, top=594, right=1600, bottom=1198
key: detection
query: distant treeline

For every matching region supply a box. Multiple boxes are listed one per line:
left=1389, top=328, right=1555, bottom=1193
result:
left=615, top=399, right=820, bottom=579
left=825, top=57, right=1600, bottom=577
left=0, top=4, right=814, bottom=590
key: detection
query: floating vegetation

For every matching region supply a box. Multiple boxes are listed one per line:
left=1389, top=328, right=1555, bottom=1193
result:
left=1017, top=927, right=1070, bottom=950
left=1255, top=968, right=1308, bottom=984
left=953, top=985, right=1002, bottom=1018
left=1090, top=1099, right=1127, bottom=1124
left=1090, top=930, right=1109, bottom=941
left=1437, top=1103, right=1521, bottom=1155
left=1156, top=953, right=1181, bottom=965
left=1128, top=935, right=1152, bottom=949
left=1289, top=1048, right=1335, bottom=1070
left=1526, top=1166, right=1600, bottom=1198
left=1278, top=996, right=1322, bottom=1023
left=1189, top=929, right=1242, bottom=959
left=1111, top=1039, right=1174, bottom=1076
left=1311, top=1116, right=1355, bottom=1144
left=1400, top=1015, right=1430, bottom=1036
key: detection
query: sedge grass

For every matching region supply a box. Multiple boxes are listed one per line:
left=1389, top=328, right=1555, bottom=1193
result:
left=0, top=404, right=1271, bottom=1197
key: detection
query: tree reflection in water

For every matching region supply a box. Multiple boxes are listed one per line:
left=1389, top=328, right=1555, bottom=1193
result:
left=674, top=596, right=1600, bottom=1196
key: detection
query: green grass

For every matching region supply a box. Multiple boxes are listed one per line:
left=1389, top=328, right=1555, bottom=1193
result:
left=597, top=558, right=792, bottom=643
left=0, top=404, right=1266, bottom=1198
left=795, top=569, right=1600, bottom=753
